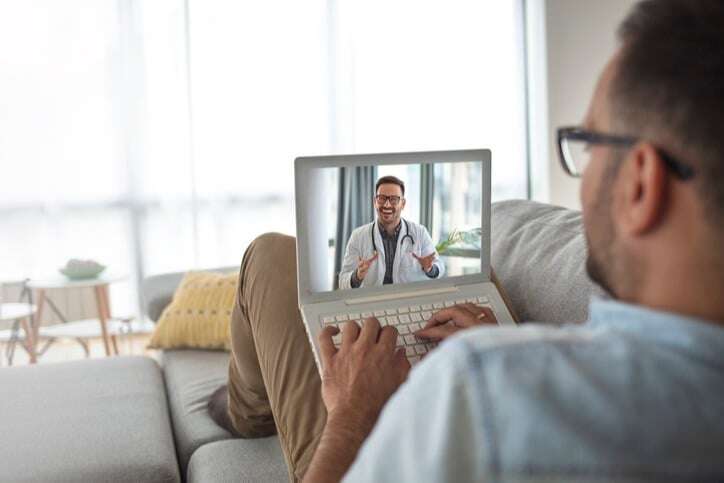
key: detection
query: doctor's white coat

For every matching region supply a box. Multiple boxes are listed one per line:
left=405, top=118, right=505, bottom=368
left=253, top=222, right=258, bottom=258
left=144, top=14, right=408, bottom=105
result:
left=338, top=218, right=445, bottom=289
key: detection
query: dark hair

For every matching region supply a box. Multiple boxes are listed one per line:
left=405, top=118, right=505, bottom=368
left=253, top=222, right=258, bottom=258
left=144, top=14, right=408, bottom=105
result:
left=612, top=0, right=724, bottom=222
left=375, top=175, right=405, bottom=196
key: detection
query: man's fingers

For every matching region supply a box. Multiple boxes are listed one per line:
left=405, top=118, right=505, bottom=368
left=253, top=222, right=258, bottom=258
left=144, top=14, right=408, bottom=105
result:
left=358, top=317, right=381, bottom=345
left=476, top=306, right=497, bottom=324
left=367, top=252, right=379, bottom=263
left=415, top=323, right=459, bottom=341
left=341, top=320, right=361, bottom=346
left=378, top=325, right=398, bottom=349
left=425, top=307, right=459, bottom=328
left=318, top=326, right=339, bottom=366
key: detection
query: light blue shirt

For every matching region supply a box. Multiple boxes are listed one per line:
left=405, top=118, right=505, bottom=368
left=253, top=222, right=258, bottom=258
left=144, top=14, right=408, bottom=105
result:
left=344, top=298, right=724, bottom=482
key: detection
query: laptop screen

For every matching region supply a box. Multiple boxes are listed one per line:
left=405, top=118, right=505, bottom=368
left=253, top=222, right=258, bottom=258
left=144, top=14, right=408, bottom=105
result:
left=301, top=159, right=487, bottom=294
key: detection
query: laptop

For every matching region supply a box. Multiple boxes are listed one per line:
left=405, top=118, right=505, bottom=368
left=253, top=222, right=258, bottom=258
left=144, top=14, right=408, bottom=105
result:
left=294, top=149, right=516, bottom=372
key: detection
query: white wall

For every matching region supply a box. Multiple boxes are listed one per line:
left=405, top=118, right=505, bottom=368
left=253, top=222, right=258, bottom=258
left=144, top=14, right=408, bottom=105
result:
left=529, top=0, right=638, bottom=209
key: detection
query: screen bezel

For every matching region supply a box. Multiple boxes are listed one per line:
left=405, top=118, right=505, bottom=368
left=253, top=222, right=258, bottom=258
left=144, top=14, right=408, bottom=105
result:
left=295, top=149, right=491, bottom=305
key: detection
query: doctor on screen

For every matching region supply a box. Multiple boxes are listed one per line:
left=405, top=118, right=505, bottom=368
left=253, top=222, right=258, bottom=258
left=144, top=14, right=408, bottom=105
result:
left=339, top=175, right=445, bottom=289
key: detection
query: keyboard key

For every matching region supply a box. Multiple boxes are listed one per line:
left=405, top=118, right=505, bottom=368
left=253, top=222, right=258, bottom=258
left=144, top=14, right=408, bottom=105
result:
left=444, top=301, right=455, bottom=308
left=397, top=325, right=410, bottom=335
left=404, top=335, right=417, bottom=345
left=410, top=305, right=421, bottom=312
left=349, top=313, right=360, bottom=320
left=398, top=314, right=411, bottom=324
left=455, top=299, right=467, bottom=305
left=477, top=296, right=489, bottom=303
left=409, top=356, right=421, bottom=364
left=377, top=317, right=388, bottom=326
left=322, top=316, right=335, bottom=324
left=361, top=311, right=373, bottom=318
left=409, top=322, right=422, bottom=332
left=332, top=334, right=342, bottom=345
left=374, top=310, right=385, bottom=317
left=410, top=313, right=422, bottom=322
left=405, top=346, right=415, bottom=356
left=387, top=315, right=399, bottom=324
left=396, top=336, right=404, bottom=347
left=421, top=304, right=433, bottom=310
left=398, top=306, right=410, bottom=314
left=426, top=343, right=436, bottom=350
left=385, top=309, right=397, bottom=316
left=433, top=302, right=444, bottom=309
left=421, top=311, right=433, bottom=321
left=336, top=314, right=348, bottom=322
left=466, top=298, right=477, bottom=303
left=414, top=344, right=427, bottom=355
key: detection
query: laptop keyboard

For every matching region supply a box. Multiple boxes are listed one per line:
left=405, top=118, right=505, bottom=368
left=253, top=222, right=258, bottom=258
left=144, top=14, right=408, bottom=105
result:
left=320, top=296, right=490, bottom=365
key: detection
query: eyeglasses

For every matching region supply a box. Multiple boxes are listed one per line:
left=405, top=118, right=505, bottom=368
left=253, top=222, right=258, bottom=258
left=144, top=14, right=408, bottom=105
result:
left=557, top=126, right=695, bottom=180
left=374, top=194, right=402, bottom=206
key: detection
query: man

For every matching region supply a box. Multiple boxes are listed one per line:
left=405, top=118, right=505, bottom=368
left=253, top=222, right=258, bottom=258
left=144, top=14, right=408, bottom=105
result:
left=213, top=1, right=724, bottom=481
left=338, top=175, right=445, bottom=289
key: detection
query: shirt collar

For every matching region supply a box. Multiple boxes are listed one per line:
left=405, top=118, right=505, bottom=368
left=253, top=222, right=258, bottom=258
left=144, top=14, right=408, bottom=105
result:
left=586, top=296, right=724, bottom=358
left=378, top=220, right=402, bottom=240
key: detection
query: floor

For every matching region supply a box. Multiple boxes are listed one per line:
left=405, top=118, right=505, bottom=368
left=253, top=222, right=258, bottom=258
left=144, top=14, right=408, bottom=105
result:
left=1, top=331, right=160, bottom=367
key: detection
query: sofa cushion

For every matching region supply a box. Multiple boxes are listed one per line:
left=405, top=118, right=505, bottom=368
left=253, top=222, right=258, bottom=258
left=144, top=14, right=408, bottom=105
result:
left=187, top=438, right=287, bottom=483
left=161, top=349, right=236, bottom=473
left=143, top=266, right=238, bottom=322
left=149, top=271, right=237, bottom=351
left=490, top=199, right=604, bottom=324
left=0, top=356, right=180, bottom=482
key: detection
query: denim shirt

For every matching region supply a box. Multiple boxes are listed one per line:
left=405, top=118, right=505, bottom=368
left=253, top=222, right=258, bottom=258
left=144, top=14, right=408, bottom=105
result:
left=344, top=298, right=724, bottom=482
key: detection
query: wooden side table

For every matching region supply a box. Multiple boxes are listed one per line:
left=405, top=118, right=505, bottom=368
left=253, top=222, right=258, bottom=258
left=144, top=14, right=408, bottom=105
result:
left=26, top=275, right=127, bottom=360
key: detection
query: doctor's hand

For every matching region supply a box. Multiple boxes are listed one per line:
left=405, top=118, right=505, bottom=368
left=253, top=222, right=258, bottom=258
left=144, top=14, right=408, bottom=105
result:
left=415, top=303, right=497, bottom=341
left=356, top=251, right=378, bottom=281
left=411, top=252, right=436, bottom=273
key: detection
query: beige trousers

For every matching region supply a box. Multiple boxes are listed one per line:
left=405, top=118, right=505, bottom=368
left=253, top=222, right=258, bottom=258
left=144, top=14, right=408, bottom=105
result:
left=227, top=233, right=326, bottom=482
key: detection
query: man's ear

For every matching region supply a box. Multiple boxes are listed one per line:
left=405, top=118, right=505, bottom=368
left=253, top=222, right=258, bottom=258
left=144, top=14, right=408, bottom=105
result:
left=616, top=142, right=668, bottom=236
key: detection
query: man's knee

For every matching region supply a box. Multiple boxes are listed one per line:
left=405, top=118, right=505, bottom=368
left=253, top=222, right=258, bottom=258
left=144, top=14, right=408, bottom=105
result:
left=244, top=232, right=296, bottom=268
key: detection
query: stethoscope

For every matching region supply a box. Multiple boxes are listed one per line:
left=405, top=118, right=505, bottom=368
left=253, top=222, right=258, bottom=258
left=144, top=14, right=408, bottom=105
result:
left=371, top=219, right=415, bottom=254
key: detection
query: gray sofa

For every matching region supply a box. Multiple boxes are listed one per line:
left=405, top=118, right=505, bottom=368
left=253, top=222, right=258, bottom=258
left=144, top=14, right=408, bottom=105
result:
left=0, top=200, right=599, bottom=482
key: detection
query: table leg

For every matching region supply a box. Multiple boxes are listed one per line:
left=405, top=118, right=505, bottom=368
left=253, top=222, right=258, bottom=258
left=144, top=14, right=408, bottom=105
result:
left=99, top=286, right=120, bottom=355
left=27, top=289, right=46, bottom=364
left=94, top=285, right=112, bottom=356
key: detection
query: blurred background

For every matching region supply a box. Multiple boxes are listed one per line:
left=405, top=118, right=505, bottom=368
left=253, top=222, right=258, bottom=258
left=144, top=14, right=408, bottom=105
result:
left=0, top=0, right=636, bottom=343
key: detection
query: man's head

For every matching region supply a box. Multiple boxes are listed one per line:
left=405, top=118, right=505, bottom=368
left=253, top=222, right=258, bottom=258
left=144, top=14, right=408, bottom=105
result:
left=374, top=176, right=406, bottom=227
left=580, top=0, right=724, bottom=304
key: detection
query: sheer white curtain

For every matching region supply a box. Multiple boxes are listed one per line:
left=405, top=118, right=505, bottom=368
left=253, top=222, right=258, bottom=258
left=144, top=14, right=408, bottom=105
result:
left=0, top=0, right=527, bottom=317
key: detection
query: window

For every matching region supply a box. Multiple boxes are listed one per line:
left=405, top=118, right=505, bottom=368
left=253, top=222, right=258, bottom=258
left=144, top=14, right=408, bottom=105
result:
left=0, top=1, right=527, bottom=318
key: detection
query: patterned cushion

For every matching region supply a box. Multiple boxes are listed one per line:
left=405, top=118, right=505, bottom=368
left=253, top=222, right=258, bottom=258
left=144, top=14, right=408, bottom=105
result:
left=148, top=271, right=237, bottom=350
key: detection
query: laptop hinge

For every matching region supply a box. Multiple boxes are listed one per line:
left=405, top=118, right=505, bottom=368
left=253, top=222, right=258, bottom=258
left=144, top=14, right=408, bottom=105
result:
left=344, top=286, right=459, bottom=305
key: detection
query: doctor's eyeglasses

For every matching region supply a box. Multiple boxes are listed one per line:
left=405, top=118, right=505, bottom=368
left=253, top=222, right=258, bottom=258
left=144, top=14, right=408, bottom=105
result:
left=374, top=194, right=402, bottom=206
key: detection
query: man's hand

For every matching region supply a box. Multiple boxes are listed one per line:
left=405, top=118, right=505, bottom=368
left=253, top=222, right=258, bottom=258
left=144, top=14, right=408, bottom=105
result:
left=412, top=252, right=435, bottom=272
left=356, top=252, right=378, bottom=281
left=319, top=318, right=410, bottom=427
left=415, top=303, right=497, bottom=341
left=303, top=319, right=410, bottom=483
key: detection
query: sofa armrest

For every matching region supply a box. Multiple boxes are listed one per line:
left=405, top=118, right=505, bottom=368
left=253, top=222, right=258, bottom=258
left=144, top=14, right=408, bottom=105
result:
left=490, top=199, right=604, bottom=324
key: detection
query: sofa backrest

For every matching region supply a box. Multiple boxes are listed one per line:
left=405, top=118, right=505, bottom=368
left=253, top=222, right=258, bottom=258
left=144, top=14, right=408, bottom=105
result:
left=142, top=266, right=238, bottom=322
left=141, top=200, right=602, bottom=325
left=491, top=199, right=603, bottom=324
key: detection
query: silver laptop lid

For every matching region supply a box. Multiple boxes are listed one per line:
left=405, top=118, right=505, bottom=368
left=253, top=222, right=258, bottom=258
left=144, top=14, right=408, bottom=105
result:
left=295, top=149, right=491, bottom=306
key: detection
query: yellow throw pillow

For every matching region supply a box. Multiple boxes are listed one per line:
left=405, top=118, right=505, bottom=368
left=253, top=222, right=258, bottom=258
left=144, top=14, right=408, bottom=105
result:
left=148, top=271, right=238, bottom=351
